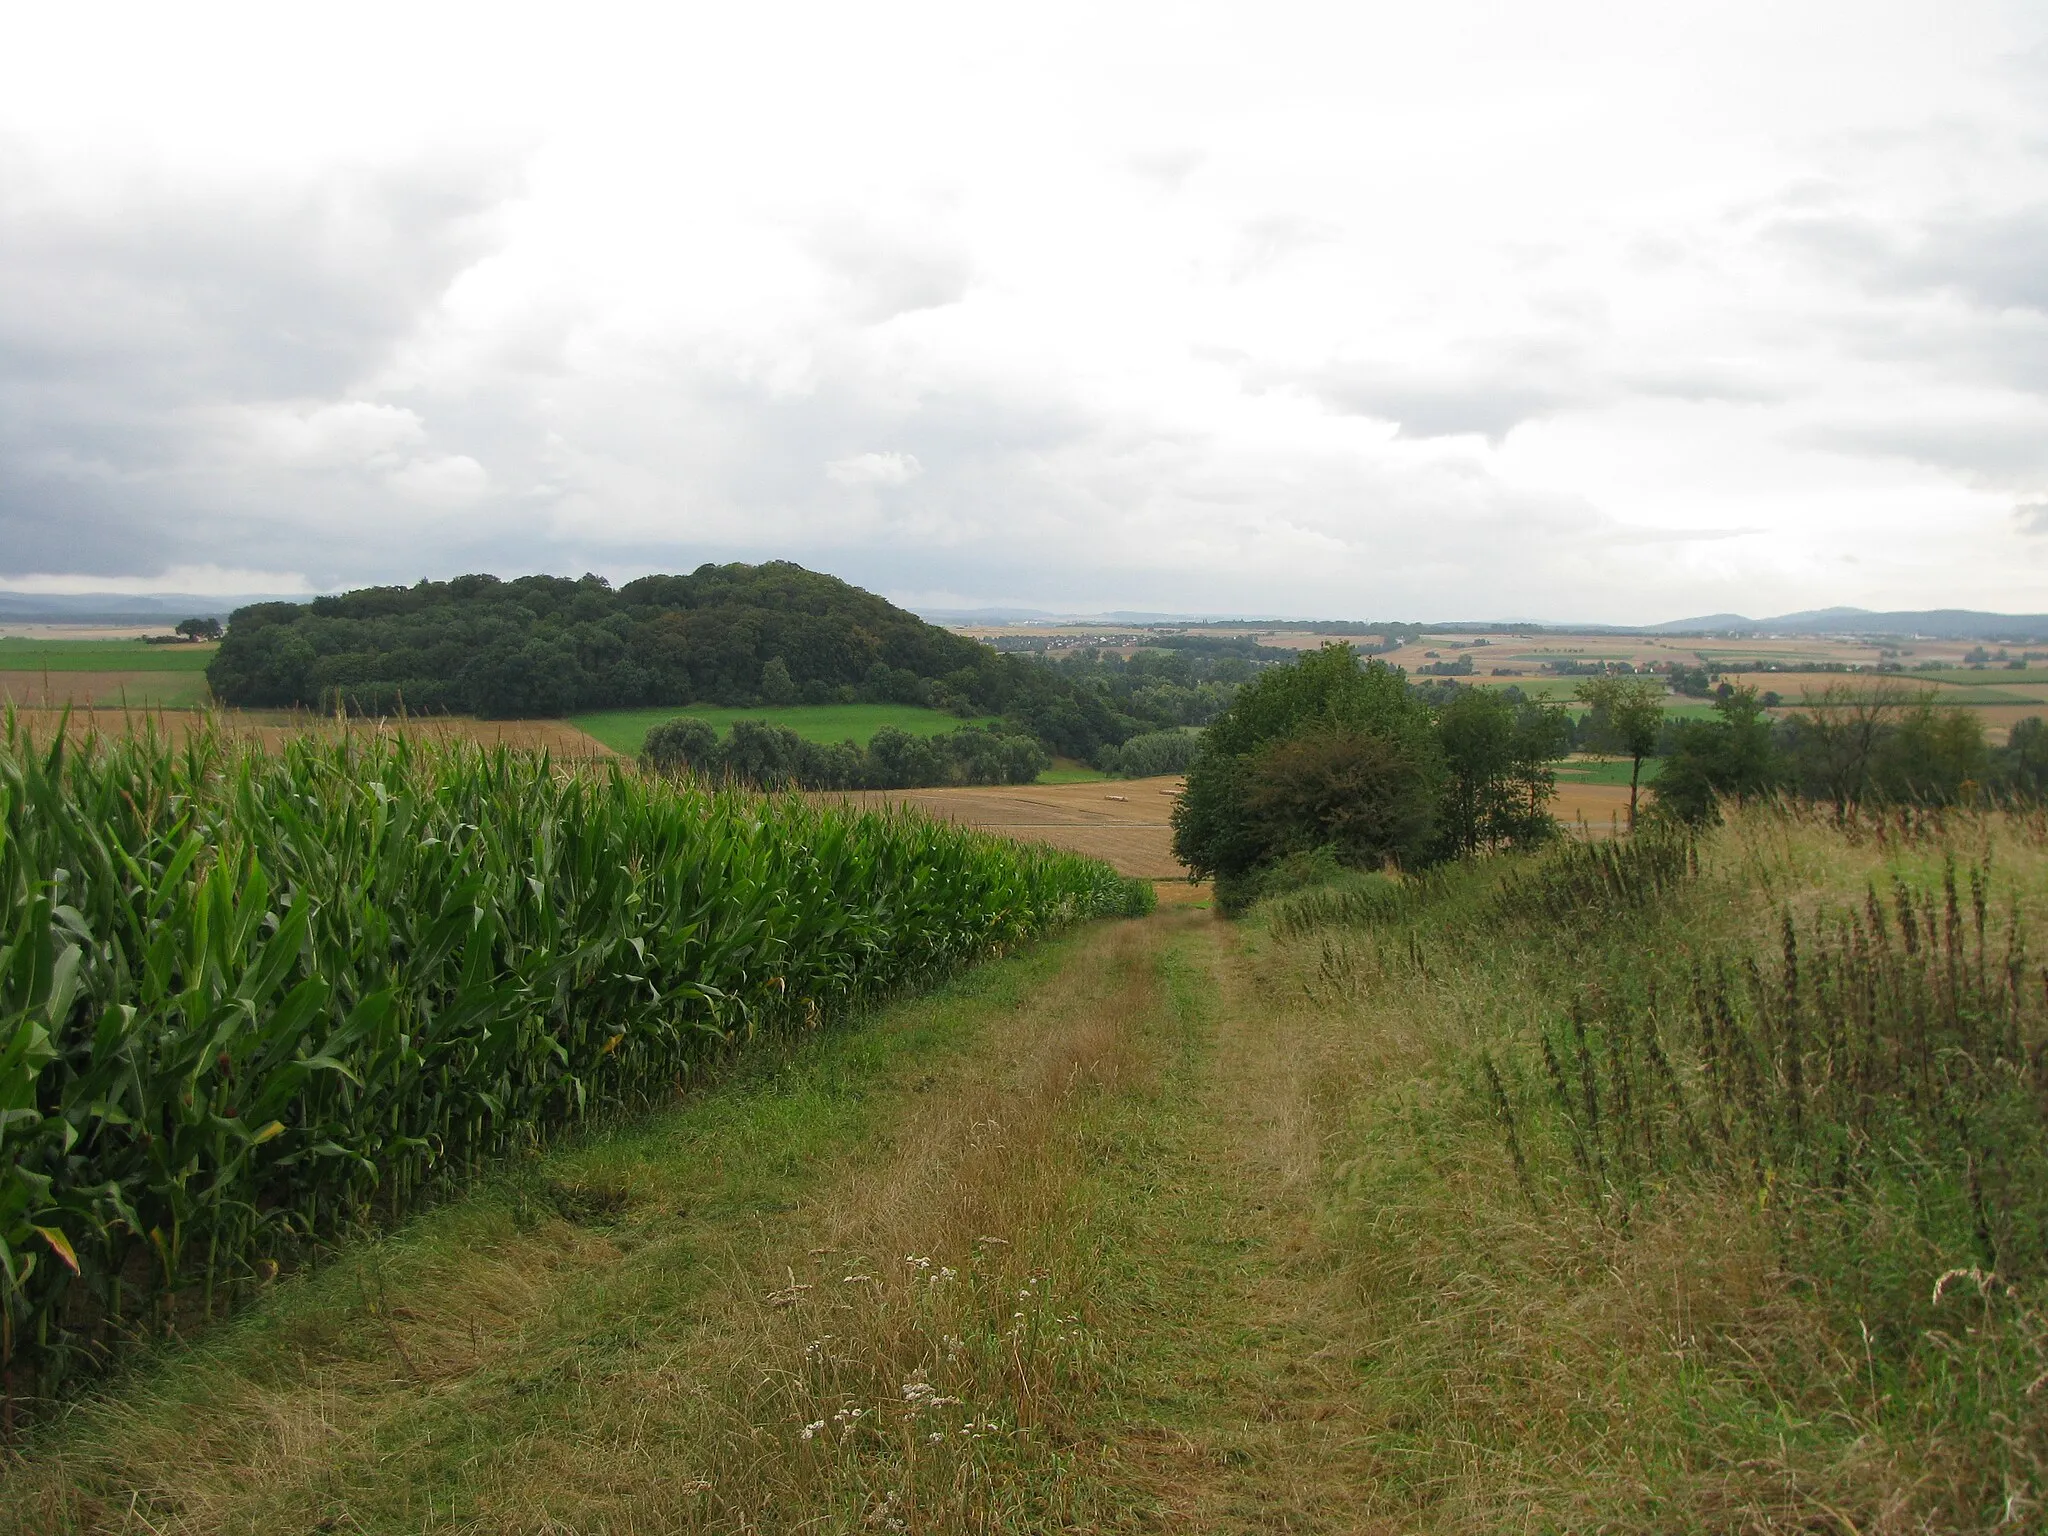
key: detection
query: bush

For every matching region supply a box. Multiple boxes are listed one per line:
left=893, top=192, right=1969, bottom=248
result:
left=643, top=717, right=719, bottom=775
left=1099, top=728, right=1201, bottom=777
left=1173, top=644, right=1443, bottom=888
left=641, top=718, right=1049, bottom=790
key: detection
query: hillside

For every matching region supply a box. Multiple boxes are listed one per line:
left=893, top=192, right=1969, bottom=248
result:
left=1646, top=607, right=2048, bottom=640
left=200, top=569, right=1028, bottom=741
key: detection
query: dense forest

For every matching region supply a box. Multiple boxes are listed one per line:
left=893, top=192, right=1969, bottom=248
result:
left=207, top=564, right=1187, bottom=760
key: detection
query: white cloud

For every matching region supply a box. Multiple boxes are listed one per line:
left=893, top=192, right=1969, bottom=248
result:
left=825, top=451, right=924, bottom=488
left=0, top=0, right=2044, bottom=619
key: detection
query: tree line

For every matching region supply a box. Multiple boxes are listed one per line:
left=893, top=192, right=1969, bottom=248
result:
left=1171, top=646, right=2048, bottom=913
left=204, top=564, right=1278, bottom=767
left=1654, top=680, right=2044, bottom=823
left=642, top=719, right=1048, bottom=790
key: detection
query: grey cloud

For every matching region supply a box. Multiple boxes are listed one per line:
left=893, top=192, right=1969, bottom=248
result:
left=0, top=148, right=521, bottom=580
left=1127, top=148, right=1204, bottom=191
left=0, top=151, right=516, bottom=401
left=1302, top=346, right=1597, bottom=440
left=1315, top=376, right=1577, bottom=440
left=1231, top=214, right=1336, bottom=281
left=1793, top=417, right=2048, bottom=480
left=806, top=217, right=971, bottom=323
left=1771, top=202, right=2048, bottom=316
left=1286, top=327, right=1609, bottom=441
left=1620, top=363, right=1783, bottom=406
left=2016, top=502, right=2048, bottom=537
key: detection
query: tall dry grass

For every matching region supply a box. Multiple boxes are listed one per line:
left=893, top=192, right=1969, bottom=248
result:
left=1257, top=804, right=2048, bottom=1531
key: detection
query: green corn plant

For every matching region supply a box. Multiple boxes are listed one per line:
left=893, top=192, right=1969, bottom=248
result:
left=0, top=714, right=1151, bottom=1408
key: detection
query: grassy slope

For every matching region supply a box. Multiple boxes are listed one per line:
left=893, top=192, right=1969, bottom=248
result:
left=570, top=702, right=997, bottom=755
left=0, top=641, right=215, bottom=672
left=12, top=814, right=2044, bottom=1532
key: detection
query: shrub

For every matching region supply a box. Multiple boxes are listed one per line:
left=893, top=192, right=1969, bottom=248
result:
left=1099, top=728, right=1200, bottom=778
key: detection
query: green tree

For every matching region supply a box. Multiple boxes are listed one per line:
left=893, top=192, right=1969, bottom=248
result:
left=1575, top=675, right=1666, bottom=831
left=642, top=717, right=719, bottom=775
left=1871, top=697, right=1986, bottom=805
left=1780, top=682, right=1907, bottom=813
left=759, top=655, right=797, bottom=705
left=1173, top=644, right=1442, bottom=902
left=1436, top=689, right=1516, bottom=855
left=175, top=616, right=222, bottom=641
left=1244, top=728, right=1438, bottom=869
left=1652, top=687, right=1782, bottom=826
left=1997, top=717, right=2048, bottom=798
left=1509, top=699, right=1574, bottom=833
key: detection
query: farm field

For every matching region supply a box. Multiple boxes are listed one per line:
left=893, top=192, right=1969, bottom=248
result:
left=824, top=774, right=1189, bottom=878
left=0, top=723, right=1145, bottom=1423
left=0, top=639, right=215, bottom=671
left=0, top=670, right=211, bottom=708
left=0, top=640, right=217, bottom=707
left=571, top=702, right=997, bottom=756
left=1, top=706, right=617, bottom=758
left=12, top=808, right=2040, bottom=1533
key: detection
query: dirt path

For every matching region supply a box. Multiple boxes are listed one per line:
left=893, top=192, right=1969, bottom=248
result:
left=6, top=911, right=1387, bottom=1534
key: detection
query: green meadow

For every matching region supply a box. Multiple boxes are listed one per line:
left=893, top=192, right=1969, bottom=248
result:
left=0, top=639, right=215, bottom=672
left=569, top=701, right=999, bottom=756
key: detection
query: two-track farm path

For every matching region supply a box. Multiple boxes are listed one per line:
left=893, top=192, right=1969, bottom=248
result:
left=7, top=910, right=1391, bottom=1534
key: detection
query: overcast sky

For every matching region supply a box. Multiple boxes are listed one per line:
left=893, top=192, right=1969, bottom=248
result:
left=3, top=1, right=2045, bottom=622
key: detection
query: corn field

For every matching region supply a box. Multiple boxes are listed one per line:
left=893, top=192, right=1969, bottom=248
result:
left=0, top=718, right=1148, bottom=1409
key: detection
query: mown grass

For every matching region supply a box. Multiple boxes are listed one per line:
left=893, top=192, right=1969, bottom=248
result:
left=570, top=703, right=997, bottom=755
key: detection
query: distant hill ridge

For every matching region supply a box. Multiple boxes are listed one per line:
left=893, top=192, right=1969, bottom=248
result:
left=1645, top=608, right=2048, bottom=640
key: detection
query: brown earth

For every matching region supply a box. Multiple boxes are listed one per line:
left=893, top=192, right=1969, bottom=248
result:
left=1550, top=778, right=1637, bottom=834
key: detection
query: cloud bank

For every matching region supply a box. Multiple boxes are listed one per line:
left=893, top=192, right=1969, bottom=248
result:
left=1, top=0, right=2044, bottom=622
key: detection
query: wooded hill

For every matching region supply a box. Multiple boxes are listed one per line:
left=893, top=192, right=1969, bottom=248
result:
left=207, top=564, right=1145, bottom=758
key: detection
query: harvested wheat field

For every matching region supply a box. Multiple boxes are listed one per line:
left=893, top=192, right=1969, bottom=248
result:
left=827, top=775, right=1190, bottom=878
left=0, top=671, right=210, bottom=709
left=1550, top=778, right=1637, bottom=834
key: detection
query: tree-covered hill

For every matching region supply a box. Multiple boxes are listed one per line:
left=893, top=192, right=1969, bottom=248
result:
left=205, top=563, right=1140, bottom=756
